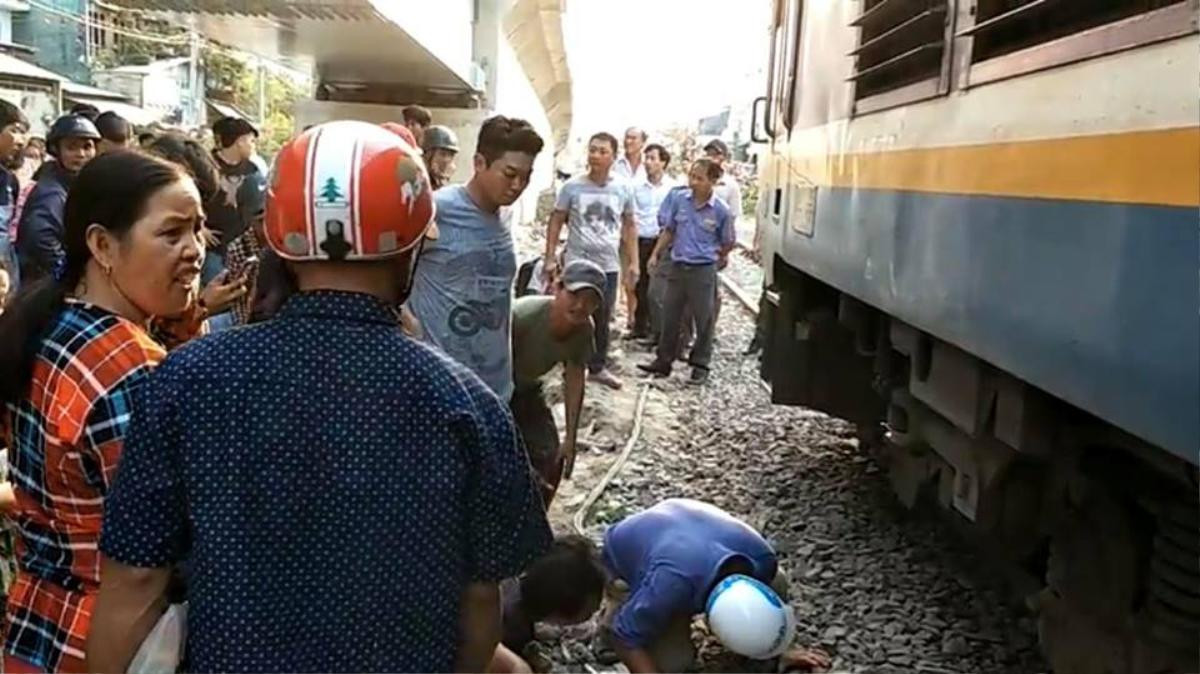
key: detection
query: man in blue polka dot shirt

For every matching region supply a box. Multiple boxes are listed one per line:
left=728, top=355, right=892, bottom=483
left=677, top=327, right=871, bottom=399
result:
left=87, top=122, right=552, bottom=673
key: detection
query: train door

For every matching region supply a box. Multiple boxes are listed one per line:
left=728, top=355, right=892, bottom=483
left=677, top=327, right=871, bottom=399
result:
left=756, top=0, right=884, bottom=423
left=753, top=0, right=802, bottom=279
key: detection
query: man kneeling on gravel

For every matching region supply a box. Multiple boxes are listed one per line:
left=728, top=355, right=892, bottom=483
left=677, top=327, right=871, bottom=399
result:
left=490, top=535, right=608, bottom=673
left=510, top=259, right=605, bottom=506
left=602, top=498, right=831, bottom=673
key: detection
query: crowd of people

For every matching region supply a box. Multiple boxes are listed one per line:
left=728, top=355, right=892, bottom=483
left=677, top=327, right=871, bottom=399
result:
left=0, top=100, right=830, bottom=673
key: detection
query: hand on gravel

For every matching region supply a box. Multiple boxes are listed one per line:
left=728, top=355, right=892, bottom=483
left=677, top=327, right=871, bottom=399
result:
left=780, top=646, right=832, bottom=672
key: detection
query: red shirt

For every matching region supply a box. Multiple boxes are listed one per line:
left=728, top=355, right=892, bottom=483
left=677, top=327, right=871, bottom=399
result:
left=3, top=301, right=165, bottom=672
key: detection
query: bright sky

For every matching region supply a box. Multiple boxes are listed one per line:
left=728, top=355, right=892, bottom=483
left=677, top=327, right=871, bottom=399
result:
left=562, top=0, right=771, bottom=142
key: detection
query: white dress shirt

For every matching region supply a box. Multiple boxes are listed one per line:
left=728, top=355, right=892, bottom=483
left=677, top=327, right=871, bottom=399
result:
left=633, top=174, right=678, bottom=239
left=614, top=155, right=647, bottom=183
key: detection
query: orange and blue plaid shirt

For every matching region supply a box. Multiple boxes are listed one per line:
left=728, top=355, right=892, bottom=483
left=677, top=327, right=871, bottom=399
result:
left=2, top=300, right=166, bottom=672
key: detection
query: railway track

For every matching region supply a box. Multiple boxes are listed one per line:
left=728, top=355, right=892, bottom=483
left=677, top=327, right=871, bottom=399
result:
left=545, top=260, right=1047, bottom=672
left=572, top=242, right=768, bottom=535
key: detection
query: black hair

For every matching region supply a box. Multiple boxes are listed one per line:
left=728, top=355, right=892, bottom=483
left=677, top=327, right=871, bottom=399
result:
left=707, top=556, right=757, bottom=598
left=212, top=116, right=258, bottom=149
left=401, top=104, right=432, bottom=127
left=0, top=99, right=29, bottom=131
left=137, top=132, right=156, bottom=146
left=94, top=111, right=131, bottom=144
left=589, top=132, right=619, bottom=155
left=691, top=157, right=724, bottom=182
left=145, top=132, right=220, bottom=205
left=475, top=115, right=545, bottom=166
left=703, top=139, right=729, bottom=157
left=68, top=102, right=100, bottom=121
left=0, top=151, right=186, bottom=406
left=519, top=535, right=606, bottom=621
left=644, top=143, right=670, bottom=167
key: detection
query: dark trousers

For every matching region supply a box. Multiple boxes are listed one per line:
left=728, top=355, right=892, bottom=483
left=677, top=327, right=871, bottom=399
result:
left=656, top=263, right=718, bottom=370
left=510, top=384, right=561, bottom=506
left=633, top=237, right=657, bottom=335
left=588, top=271, right=620, bottom=373
left=648, top=252, right=673, bottom=341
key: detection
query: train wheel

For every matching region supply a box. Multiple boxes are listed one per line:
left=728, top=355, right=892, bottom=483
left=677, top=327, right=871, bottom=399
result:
left=1132, top=499, right=1200, bottom=673
left=1035, top=477, right=1140, bottom=674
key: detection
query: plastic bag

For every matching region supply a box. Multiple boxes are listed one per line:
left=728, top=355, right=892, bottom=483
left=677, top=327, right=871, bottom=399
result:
left=127, top=602, right=187, bottom=674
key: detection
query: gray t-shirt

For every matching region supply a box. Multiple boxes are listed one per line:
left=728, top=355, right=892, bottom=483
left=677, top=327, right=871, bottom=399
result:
left=409, top=185, right=517, bottom=400
left=555, top=174, right=635, bottom=273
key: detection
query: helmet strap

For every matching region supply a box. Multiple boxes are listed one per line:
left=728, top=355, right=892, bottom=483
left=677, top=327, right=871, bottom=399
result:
left=394, top=237, right=426, bottom=307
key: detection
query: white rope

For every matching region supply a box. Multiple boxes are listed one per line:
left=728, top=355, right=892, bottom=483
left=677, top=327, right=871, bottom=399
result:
left=571, top=384, right=651, bottom=537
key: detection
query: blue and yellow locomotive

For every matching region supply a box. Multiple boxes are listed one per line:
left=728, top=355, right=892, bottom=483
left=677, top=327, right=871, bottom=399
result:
left=753, top=2, right=1198, bottom=671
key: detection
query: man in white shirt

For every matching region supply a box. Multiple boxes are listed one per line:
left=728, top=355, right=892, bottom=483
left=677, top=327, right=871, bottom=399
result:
left=614, top=127, right=648, bottom=183
left=629, top=143, right=677, bottom=339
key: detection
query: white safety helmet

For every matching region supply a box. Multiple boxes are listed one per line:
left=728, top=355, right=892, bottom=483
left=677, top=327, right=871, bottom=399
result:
left=705, top=574, right=796, bottom=659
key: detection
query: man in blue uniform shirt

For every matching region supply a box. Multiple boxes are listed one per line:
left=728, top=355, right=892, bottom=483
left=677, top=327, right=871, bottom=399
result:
left=638, top=158, right=736, bottom=385
left=602, top=499, right=829, bottom=673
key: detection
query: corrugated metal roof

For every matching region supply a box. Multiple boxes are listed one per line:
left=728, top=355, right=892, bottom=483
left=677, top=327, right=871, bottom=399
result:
left=0, top=52, right=63, bottom=84
left=109, top=0, right=379, bottom=21
left=61, top=81, right=128, bottom=100
left=63, top=95, right=163, bottom=125
left=0, top=54, right=131, bottom=101
left=206, top=98, right=252, bottom=121
left=101, top=56, right=192, bottom=75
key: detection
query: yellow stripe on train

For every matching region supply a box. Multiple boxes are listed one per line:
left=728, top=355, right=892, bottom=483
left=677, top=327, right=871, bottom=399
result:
left=784, top=127, right=1200, bottom=208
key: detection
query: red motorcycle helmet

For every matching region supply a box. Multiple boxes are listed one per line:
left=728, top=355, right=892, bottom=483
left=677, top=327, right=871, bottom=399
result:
left=265, top=120, right=435, bottom=261
left=380, top=121, right=419, bottom=150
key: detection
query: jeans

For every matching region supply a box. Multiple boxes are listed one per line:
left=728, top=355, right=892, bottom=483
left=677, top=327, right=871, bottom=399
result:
left=588, top=271, right=620, bottom=374
left=656, top=262, right=718, bottom=371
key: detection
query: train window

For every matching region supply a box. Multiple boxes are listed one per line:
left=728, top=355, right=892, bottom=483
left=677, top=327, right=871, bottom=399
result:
left=849, top=0, right=951, bottom=101
left=782, top=0, right=804, bottom=130
left=765, top=0, right=804, bottom=134
left=764, top=0, right=786, bottom=137
left=969, top=0, right=1186, bottom=63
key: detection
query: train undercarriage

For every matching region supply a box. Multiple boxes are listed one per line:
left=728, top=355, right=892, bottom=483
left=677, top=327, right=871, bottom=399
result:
left=760, top=258, right=1200, bottom=674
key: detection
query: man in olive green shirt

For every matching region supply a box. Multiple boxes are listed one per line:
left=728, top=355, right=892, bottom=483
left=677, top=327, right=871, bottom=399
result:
left=511, top=259, right=604, bottom=505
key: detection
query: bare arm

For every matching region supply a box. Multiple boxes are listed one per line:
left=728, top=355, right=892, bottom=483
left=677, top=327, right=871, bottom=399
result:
left=487, top=644, right=533, bottom=674
left=399, top=305, right=424, bottom=339
left=649, top=229, right=674, bottom=273
left=543, top=210, right=567, bottom=280
left=457, top=581, right=502, bottom=673
left=86, top=557, right=171, bottom=673
left=621, top=212, right=639, bottom=286
left=0, top=483, right=15, bottom=514
left=561, top=363, right=586, bottom=478
left=614, top=643, right=660, bottom=674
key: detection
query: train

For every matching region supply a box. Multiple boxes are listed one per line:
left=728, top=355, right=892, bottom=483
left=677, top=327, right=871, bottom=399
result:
left=750, top=1, right=1199, bottom=672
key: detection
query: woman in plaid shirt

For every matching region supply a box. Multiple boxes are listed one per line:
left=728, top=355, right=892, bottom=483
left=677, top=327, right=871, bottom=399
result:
left=0, top=151, right=209, bottom=672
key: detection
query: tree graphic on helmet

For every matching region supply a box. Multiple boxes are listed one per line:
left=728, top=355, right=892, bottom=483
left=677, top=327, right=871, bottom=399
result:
left=320, top=178, right=346, bottom=205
